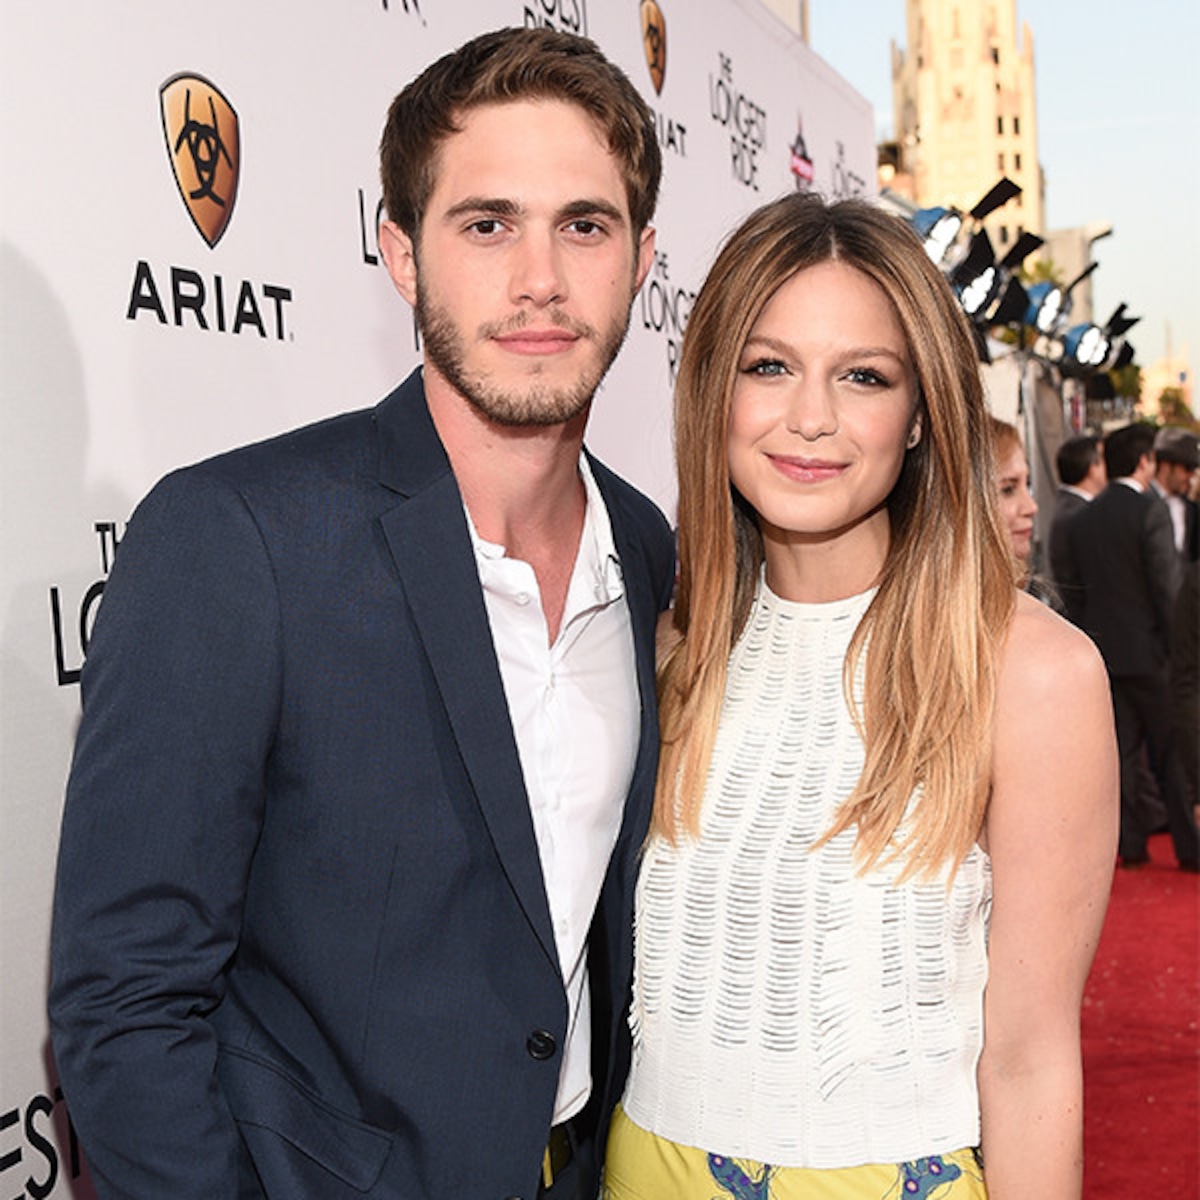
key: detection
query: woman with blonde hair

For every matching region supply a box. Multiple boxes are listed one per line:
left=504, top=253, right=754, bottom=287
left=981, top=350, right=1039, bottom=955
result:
left=605, top=193, right=1117, bottom=1199
left=988, top=415, right=1038, bottom=573
left=987, top=414, right=1061, bottom=615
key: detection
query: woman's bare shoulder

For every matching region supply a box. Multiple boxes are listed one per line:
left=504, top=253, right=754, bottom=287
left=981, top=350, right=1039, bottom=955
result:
left=1000, top=591, right=1107, bottom=697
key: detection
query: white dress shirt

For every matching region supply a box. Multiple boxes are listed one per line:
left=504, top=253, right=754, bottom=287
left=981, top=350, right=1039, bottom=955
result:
left=1151, top=479, right=1188, bottom=553
left=466, top=455, right=639, bottom=1122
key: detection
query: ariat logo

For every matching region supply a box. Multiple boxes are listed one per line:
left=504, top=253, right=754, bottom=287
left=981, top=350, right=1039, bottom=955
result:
left=160, top=73, right=241, bottom=248
left=640, top=0, right=686, bottom=158
left=640, top=0, right=666, bottom=95
left=128, top=72, right=292, bottom=340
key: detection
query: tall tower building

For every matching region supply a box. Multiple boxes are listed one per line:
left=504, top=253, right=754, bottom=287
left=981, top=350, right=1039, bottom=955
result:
left=759, top=0, right=809, bottom=40
left=892, top=0, right=1043, bottom=253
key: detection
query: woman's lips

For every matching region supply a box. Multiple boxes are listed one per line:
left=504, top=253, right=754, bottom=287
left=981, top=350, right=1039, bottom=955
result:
left=768, top=454, right=847, bottom=483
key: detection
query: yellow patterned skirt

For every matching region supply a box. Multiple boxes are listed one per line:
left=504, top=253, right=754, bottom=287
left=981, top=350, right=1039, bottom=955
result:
left=604, top=1105, right=987, bottom=1200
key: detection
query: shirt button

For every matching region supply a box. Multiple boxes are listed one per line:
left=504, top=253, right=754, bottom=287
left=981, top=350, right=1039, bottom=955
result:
left=515, top=592, right=531, bottom=606
left=526, top=1029, right=557, bottom=1060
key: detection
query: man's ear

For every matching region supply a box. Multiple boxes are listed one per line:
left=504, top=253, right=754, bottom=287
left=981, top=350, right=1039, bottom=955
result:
left=634, top=226, right=656, bottom=292
left=379, top=220, right=418, bottom=306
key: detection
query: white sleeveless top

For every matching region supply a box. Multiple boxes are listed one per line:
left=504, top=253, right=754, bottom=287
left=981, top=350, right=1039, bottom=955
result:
left=622, top=579, right=992, bottom=1168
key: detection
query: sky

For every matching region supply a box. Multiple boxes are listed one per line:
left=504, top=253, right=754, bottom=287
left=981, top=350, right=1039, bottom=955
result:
left=808, top=0, right=1200, bottom=376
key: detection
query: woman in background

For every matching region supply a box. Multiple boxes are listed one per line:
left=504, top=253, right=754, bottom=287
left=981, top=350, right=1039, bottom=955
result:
left=987, top=415, right=1059, bottom=609
left=989, top=416, right=1038, bottom=571
left=605, top=194, right=1117, bottom=1200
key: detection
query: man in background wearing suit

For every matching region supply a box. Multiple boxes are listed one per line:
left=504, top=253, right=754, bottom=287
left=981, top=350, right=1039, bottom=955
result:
left=1047, top=433, right=1105, bottom=606
left=49, top=28, right=674, bottom=1200
left=1172, top=563, right=1200, bottom=824
left=1061, top=423, right=1198, bottom=872
left=1151, top=425, right=1199, bottom=564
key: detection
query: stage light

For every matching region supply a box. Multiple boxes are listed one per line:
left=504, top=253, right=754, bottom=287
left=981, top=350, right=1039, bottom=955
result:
left=1001, top=230, right=1044, bottom=272
left=967, top=177, right=1021, bottom=221
left=910, top=179, right=1022, bottom=271
left=952, top=227, right=1043, bottom=326
left=951, top=230, right=1002, bottom=316
left=904, top=181, right=1141, bottom=387
left=1024, top=281, right=1067, bottom=334
left=1099, top=304, right=1141, bottom=371
left=912, top=205, right=963, bottom=265
left=989, top=276, right=1030, bottom=327
left=1061, top=322, right=1111, bottom=371
left=959, top=264, right=998, bottom=316
left=1109, top=341, right=1136, bottom=369
left=988, top=233, right=1043, bottom=330
left=1103, top=303, right=1140, bottom=339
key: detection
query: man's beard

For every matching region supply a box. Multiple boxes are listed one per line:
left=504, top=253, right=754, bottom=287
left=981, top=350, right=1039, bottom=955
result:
left=415, top=290, right=633, bottom=428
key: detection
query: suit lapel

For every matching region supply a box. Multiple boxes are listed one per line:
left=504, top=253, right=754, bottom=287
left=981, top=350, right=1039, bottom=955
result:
left=593, top=465, right=661, bottom=860
left=585, top=460, right=668, bottom=1110
left=373, top=375, right=558, bottom=968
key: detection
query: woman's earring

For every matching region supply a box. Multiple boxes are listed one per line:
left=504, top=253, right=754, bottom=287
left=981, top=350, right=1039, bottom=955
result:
left=906, top=426, right=921, bottom=450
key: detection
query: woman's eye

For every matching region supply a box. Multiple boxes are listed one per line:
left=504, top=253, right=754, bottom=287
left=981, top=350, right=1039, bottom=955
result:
left=743, top=358, right=788, bottom=377
left=845, top=367, right=887, bottom=386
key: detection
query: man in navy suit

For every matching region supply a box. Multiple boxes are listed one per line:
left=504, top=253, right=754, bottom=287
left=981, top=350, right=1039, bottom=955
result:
left=49, top=28, right=673, bottom=1200
left=1061, top=423, right=1198, bottom=872
left=1047, top=433, right=1105, bottom=608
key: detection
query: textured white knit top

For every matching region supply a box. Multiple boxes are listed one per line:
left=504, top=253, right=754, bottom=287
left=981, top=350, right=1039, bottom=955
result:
left=622, top=578, right=992, bottom=1168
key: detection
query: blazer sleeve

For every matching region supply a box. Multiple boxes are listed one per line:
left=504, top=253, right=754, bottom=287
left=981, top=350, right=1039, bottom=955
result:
left=1172, top=563, right=1200, bottom=728
left=49, top=467, right=282, bottom=1199
left=1059, top=516, right=1087, bottom=628
left=1143, top=496, right=1182, bottom=639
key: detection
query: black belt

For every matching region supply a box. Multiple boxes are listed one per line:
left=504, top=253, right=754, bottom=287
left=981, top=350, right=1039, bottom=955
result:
left=539, top=1121, right=573, bottom=1193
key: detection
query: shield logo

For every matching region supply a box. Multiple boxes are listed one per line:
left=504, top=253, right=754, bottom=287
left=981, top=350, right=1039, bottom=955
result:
left=790, top=125, right=815, bottom=191
left=160, top=73, right=240, bottom=248
left=640, top=0, right=667, bottom=95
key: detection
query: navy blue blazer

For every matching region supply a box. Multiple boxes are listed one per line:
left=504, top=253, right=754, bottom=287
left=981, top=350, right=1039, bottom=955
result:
left=49, top=370, right=675, bottom=1200
left=1060, top=480, right=1179, bottom=677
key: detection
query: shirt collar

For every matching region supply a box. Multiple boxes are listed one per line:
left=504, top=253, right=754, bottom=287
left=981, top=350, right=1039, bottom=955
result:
left=463, top=453, right=624, bottom=603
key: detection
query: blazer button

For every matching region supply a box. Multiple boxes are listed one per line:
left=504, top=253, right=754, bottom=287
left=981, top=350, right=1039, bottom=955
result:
left=526, top=1029, right=557, bottom=1060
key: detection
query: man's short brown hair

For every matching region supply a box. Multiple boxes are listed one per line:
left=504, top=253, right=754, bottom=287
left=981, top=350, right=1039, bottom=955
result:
left=380, top=27, right=661, bottom=242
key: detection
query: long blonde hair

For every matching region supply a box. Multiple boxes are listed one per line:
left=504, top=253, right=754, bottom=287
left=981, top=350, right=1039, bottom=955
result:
left=656, top=193, right=1017, bottom=880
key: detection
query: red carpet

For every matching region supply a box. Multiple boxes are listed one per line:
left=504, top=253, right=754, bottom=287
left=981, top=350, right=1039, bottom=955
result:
left=1082, top=834, right=1199, bottom=1198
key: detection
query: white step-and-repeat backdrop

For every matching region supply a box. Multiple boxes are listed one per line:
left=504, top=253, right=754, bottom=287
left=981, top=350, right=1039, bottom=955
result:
left=1, top=2, right=871, bottom=1193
